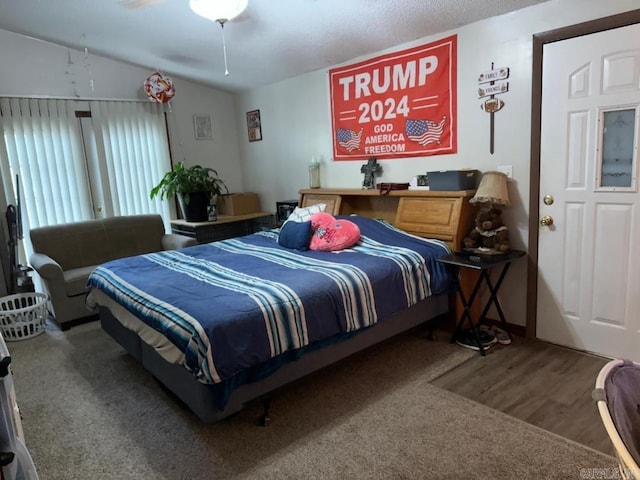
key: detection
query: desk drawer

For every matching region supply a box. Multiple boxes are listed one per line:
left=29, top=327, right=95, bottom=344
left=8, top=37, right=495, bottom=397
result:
left=395, top=197, right=462, bottom=244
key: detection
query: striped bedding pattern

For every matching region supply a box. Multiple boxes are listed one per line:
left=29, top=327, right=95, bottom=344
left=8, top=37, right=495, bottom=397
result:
left=87, top=216, right=452, bottom=385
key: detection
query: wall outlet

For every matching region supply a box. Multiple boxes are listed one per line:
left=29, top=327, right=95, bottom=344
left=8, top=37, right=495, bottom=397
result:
left=497, top=165, right=513, bottom=179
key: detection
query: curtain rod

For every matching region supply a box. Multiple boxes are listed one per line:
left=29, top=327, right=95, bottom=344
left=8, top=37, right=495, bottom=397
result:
left=0, top=94, right=155, bottom=103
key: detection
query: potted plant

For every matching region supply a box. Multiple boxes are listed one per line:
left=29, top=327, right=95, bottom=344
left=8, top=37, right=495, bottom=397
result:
left=150, top=162, right=228, bottom=222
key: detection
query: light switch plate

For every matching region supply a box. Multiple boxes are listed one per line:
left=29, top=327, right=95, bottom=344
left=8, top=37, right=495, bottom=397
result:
left=497, top=165, right=513, bottom=179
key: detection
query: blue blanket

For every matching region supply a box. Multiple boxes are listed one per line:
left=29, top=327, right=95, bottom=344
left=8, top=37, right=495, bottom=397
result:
left=87, top=216, right=452, bottom=385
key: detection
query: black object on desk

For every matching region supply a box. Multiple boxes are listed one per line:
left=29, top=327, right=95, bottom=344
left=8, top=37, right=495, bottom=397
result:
left=276, top=200, right=299, bottom=226
left=436, top=249, right=526, bottom=356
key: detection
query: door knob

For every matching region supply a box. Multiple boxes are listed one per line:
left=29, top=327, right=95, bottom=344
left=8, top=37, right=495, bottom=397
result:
left=540, top=215, right=554, bottom=226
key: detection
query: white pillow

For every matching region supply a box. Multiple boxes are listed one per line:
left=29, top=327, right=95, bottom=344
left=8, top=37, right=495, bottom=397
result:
left=284, top=203, right=326, bottom=224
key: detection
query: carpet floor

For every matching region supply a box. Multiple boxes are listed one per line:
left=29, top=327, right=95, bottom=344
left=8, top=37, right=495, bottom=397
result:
left=6, top=321, right=616, bottom=480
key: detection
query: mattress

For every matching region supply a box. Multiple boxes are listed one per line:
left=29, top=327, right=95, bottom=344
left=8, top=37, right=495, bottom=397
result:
left=87, top=216, right=453, bottom=386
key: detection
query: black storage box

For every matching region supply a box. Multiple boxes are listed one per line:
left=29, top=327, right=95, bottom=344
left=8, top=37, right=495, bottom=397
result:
left=427, top=170, right=479, bottom=191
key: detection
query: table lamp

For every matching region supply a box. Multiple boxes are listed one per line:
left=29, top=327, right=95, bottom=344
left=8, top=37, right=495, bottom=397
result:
left=470, top=171, right=511, bottom=210
left=464, top=170, right=511, bottom=252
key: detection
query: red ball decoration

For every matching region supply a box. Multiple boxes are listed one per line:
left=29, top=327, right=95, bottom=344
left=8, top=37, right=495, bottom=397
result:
left=144, top=71, right=176, bottom=104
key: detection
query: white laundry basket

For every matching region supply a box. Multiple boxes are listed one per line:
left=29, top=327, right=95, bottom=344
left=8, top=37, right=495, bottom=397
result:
left=0, top=293, right=48, bottom=341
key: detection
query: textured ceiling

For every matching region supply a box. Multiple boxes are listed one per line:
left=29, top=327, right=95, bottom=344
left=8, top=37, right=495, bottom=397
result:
left=0, top=0, right=548, bottom=92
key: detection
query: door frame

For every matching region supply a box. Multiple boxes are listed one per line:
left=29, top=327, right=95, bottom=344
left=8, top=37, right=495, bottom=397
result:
left=526, top=9, right=640, bottom=338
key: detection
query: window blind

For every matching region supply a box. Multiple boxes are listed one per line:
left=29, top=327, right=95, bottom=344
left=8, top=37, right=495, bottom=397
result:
left=90, top=101, right=172, bottom=229
left=0, top=97, right=175, bottom=272
left=0, top=98, right=94, bottom=229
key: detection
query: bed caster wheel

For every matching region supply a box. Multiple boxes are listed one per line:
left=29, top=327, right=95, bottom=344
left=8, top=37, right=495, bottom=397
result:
left=258, top=398, right=271, bottom=426
left=259, top=414, right=271, bottom=427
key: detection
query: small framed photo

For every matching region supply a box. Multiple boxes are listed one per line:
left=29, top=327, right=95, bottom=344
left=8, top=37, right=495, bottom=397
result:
left=246, top=109, right=262, bottom=142
left=193, top=114, right=212, bottom=140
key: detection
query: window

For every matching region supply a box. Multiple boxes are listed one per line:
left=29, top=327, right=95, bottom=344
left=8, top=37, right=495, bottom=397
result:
left=596, top=105, right=638, bottom=191
left=0, top=97, right=173, bottom=263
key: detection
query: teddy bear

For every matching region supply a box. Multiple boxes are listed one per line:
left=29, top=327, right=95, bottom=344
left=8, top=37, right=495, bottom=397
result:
left=463, top=207, right=511, bottom=252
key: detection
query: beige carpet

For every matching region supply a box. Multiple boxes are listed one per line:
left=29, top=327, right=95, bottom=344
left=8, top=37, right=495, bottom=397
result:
left=6, top=321, right=616, bottom=480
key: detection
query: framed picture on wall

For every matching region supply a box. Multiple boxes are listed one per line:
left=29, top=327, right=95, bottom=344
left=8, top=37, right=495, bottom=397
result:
left=246, top=109, right=262, bottom=142
left=193, top=114, right=212, bottom=140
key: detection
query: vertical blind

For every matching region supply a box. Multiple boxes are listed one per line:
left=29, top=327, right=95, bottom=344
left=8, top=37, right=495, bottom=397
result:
left=0, top=98, right=94, bottom=228
left=0, top=97, right=173, bottom=263
left=90, top=101, right=171, bottom=225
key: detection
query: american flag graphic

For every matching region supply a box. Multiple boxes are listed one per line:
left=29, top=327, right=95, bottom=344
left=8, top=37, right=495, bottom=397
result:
left=405, top=116, right=447, bottom=147
left=336, top=128, right=363, bottom=151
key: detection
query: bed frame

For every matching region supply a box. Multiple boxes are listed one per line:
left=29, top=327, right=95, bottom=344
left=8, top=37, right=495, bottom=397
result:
left=98, top=190, right=476, bottom=423
left=100, top=296, right=448, bottom=423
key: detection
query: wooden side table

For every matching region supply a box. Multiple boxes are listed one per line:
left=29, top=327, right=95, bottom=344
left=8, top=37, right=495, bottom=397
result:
left=436, top=249, right=526, bottom=356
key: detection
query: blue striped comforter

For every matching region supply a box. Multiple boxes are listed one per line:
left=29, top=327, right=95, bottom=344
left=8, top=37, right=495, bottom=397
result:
left=87, top=216, right=452, bottom=385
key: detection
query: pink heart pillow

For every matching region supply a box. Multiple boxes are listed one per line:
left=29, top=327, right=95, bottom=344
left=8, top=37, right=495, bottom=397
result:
left=309, top=212, right=361, bottom=251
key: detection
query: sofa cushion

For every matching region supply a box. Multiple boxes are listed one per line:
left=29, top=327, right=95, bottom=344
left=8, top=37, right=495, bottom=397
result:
left=102, top=215, right=165, bottom=261
left=29, top=215, right=168, bottom=270
left=63, top=265, right=98, bottom=297
left=30, top=221, right=110, bottom=271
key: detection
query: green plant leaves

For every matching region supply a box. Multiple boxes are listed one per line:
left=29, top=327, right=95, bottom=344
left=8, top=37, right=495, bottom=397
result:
left=149, top=162, right=229, bottom=202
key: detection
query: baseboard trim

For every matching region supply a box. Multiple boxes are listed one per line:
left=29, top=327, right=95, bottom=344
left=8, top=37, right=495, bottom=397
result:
left=485, top=317, right=526, bottom=338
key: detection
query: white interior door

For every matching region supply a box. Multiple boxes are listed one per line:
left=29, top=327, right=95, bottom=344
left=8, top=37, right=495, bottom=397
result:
left=537, top=23, right=640, bottom=360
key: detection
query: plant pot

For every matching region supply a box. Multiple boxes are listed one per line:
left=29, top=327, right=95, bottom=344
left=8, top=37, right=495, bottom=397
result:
left=178, top=191, right=210, bottom=222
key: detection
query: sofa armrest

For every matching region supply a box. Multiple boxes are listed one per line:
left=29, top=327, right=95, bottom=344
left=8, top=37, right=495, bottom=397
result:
left=29, top=252, right=64, bottom=281
left=161, top=233, right=197, bottom=251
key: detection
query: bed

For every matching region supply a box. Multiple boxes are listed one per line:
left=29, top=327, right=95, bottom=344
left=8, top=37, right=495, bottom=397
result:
left=87, top=215, right=454, bottom=423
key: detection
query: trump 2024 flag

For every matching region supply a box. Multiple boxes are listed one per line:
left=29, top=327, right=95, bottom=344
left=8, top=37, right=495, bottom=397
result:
left=329, top=35, right=457, bottom=160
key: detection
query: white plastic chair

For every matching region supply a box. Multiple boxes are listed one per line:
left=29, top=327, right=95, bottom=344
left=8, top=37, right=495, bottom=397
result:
left=594, top=359, right=640, bottom=480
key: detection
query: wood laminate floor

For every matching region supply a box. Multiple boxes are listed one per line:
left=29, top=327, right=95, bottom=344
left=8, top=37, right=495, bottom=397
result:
left=431, top=334, right=614, bottom=456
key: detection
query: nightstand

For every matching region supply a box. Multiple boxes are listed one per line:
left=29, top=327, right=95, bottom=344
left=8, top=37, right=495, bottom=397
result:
left=436, top=249, right=526, bottom=356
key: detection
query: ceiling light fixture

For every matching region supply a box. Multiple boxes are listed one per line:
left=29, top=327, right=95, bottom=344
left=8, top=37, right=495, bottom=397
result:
left=189, top=0, right=248, bottom=22
left=189, top=0, right=248, bottom=76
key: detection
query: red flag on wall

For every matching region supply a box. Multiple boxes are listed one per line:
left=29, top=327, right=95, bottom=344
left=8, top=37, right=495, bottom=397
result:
left=329, top=35, right=457, bottom=161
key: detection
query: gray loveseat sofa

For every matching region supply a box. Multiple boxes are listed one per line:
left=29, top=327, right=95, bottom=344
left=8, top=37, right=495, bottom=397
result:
left=29, top=214, right=197, bottom=330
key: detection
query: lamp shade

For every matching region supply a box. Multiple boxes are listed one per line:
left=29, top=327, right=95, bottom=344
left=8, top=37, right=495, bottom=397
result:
left=470, top=171, right=511, bottom=206
left=189, top=0, right=248, bottom=22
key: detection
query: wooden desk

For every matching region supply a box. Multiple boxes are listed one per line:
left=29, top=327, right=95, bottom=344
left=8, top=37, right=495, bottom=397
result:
left=171, top=212, right=276, bottom=244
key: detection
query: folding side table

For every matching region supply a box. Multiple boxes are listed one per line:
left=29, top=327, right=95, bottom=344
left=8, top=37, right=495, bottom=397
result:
left=436, top=249, right=526, bottom=356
